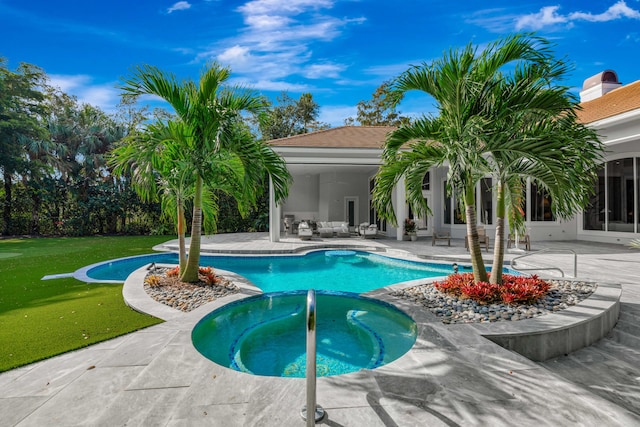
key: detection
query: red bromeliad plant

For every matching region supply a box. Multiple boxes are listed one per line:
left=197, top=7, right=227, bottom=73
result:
left=166, top=266, right=181, bottom=277
left=165, top=266, right=217, bottom=285
left=198, top=267, right=217, bottom=285
left=434, top=273, right=550, bottom=305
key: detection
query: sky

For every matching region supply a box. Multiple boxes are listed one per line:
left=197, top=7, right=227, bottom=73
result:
left=2, top=0, right=640, bottom=127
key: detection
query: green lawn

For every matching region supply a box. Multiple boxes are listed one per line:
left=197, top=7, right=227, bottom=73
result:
left=0, top=235, right=170, bottom=373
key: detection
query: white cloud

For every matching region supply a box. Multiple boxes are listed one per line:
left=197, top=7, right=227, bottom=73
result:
left=217, top=45, right=253, bottom=68
left=249, top=79, right=311, bottom=92
left=238, top=0, right=333, bottom=16
left=48, top=74, right=92, bottom=92
left=245, top=14, right=292, bottom=29
left=569, top=1, right=640, bottom=22
left=49, top=74, right=120, bottom=112
left=516, top=1, right=640, bottom=31
left=194, top=0, right=365, bottom=89
left=303, top=63, right=345, bottom=79
left=167, top=1, right=191, bottom=14
left=515, top=6, right=567, bottom=31
left=318, top=105, right=357, bottom=127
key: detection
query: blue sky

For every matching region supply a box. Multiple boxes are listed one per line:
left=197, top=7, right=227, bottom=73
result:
left=2, top=0, right=640, bottom=126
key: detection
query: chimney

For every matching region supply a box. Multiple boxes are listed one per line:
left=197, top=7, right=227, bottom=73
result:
left=580, top=70, right=622, bottom=102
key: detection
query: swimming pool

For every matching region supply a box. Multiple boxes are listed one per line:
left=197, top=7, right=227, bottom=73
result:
left=78, top=250, right=455, bottom=293
left=191, top=291, right=417, bottom=377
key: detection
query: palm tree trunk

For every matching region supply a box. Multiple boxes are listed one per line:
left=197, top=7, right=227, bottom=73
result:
left=181, top=175, right=203, bottom=282
left=465, top=186, right=488, bottom=283
left=490, top=181, right=506, bottom=284
left=177, top=199, right=187, bottom=272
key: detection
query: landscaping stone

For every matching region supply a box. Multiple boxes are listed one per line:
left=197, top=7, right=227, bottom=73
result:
left=143, top=268, right=239, bottom=312
left=392, top=279, right=597, bottom=324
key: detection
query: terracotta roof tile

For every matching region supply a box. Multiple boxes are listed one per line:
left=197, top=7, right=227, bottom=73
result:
left=578, top=80, right=640, bottom=123
left=268, top=126, right=395, bottom=148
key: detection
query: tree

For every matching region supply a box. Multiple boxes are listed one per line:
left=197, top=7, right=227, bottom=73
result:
left=486, top=113, right=603, bottom=284
left=344, top=81, right=408, bottom=126
left=373, top=34, right=578, bottom=283
left=120, top=63, right=291, bottom=282
left=0, top=59, right=48, bottom=235
left=111, top=120, right=223, bottom=271
left=258, top=92, right=329, bottom=140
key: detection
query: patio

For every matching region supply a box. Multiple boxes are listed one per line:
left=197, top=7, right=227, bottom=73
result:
left=1, top=235, right=639, bottom=426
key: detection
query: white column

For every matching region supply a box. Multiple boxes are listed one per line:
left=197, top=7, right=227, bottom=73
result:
left=269, top=176, right=281, bottom=242
left=395, top=177, right=407, bottom=241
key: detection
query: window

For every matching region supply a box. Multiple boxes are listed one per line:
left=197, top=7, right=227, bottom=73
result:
left=443, top=180, right=465, bottom=224
left=583, top=165, right=605, bottom=230
left=531, top=182, right=554, bottom=222
left=607, top=158, right=634, bottom=232
left=422, top=172, right=430, bottom=190
left=584, top=158, right=638, bottom=233
left=368, top=199, right=386, bottom=232
left=480, top=178, right=493, bottom=225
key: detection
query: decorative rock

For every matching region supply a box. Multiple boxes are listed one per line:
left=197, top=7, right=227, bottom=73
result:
left=144, top=268, right=240, bottom=312
left=391, top=280, right=596, bottom=324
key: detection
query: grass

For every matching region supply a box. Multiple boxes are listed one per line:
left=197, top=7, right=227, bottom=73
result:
left=0, top=235, right=171, bottom=373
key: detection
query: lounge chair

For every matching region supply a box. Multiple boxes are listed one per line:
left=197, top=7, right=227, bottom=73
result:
left=432, top=230, right=451, bottom=246
left=298, top=221, right=313, bottom=240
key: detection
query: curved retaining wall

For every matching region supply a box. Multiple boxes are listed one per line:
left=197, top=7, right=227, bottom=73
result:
left=471, top=281, right=621, bottom=361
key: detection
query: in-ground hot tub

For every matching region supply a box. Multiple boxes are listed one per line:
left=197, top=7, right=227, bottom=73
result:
left=191, top=291, right=417, bottom=377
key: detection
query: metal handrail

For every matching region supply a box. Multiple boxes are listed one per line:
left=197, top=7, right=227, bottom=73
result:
left=301, top=289, right=324, bottom=425
left=510, top=248, right=578, bottom=278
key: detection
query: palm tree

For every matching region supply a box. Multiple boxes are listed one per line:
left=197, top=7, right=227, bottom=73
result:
left=374, top=34, right=559, bottom=283
left=120, top=64, right=291, bottom=282
left=111, top=120, right=219, bottom=272
left=486, top=115, right=602, bottom=284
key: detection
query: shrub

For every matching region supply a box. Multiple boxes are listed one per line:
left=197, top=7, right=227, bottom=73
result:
left=199, top=267, right=217, bottom=285
left=434, top=273, right=550, bottom=305
left=404, top=218, right=416, bottom=233
left=145, top=275, right=162, bottom=287
left=460, top=281, right=501, bottom=303
left=166, top=266, right=180, bottom=277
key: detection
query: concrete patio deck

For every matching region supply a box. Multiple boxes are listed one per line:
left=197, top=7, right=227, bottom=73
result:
left=1, top=233, right=639, bottom=426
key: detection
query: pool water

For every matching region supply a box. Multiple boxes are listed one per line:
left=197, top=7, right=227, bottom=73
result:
left=191, top=291, right=418, bottom=377
left=82, top=250, right=454, bottom=293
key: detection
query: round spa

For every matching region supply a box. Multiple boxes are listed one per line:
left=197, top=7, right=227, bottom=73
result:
left=191, top=291, right=417, bottom=377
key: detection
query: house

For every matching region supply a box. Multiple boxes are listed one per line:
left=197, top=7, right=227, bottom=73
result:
left=266, top=70, right=640, bottom=245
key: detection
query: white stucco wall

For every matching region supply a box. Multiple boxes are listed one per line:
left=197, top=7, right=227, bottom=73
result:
left=282, top=174, right=319, bottom=220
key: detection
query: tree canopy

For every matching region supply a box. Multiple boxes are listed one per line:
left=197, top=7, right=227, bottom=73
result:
left=344, top=81, right=409, bottom=127
left=258, top=92, right=329, bottom=140
left=373, top=34, right=604, bottom=283
left=118, top=63, right=292, bottom=282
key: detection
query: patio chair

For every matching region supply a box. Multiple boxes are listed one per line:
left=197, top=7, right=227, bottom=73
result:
left=508, top=230, right=531, bottom=251
left=432, top=230, right=451, bottom=246
left=298, top=221, right=313, bottom=240
left=465, top=227, right=490, bottom=252
left=359, top=223, right=378, bottom=239
left=283, top=215, right=295, bottom=235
